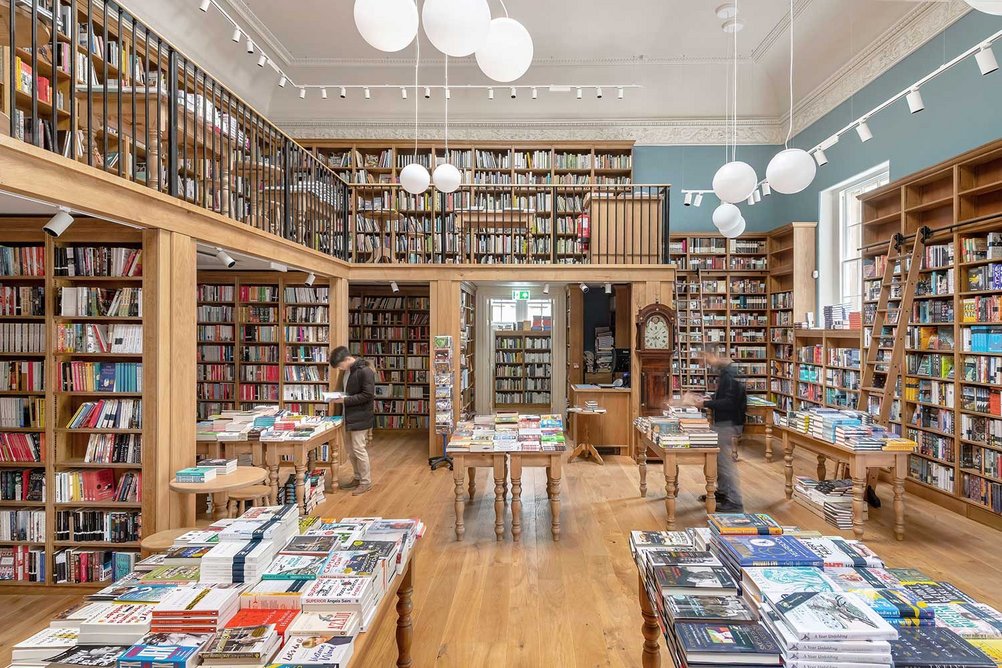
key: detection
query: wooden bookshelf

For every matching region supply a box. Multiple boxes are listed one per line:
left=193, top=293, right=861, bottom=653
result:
left=348, top=286, right=430, bottom=430
left=195, top=272, right=334, bottom=420
left=493, top=330, right=552, bottom=411
left=791, top=330, right=861, bottom=412
left=858, top=138, right=1002, bottom=529
left=460, top=284, right=476, bottom=420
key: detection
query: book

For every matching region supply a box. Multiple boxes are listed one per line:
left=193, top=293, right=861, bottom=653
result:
left=200, top=625, right=280, bottom=664
left=967, top=639, right=1002, bottom=665
left=240, top=579, right=313, bottom=610
left=224, top=609, right=300, bottom=641
left=301, top=577, right=376, bottom=614
left=652, top=564, right=738, bottom=596
left=642, top=549, right=721, bottom=568
left=286, top=612, right=360, bottom=638
left=11, top=627, right=81, bottom=661
left=708, top=513, right=784, bottom=535
left=118, top=633, right=210, bottom=668
left=261, top=554, right=329, bottom=581
left=849, top=588, right=934, bottom=620
left=891, top=627, right=995, bottom=667
left=741, top=567, right=840, bottom=604
left=319, top=550, right=380, bottom=579
left=674, top=622, right=782, bottom=665
left=46, top=645, right=129, bottom=668
left=140, top=565, right=200, bottom=585
left=271, top=635, right=354, bottom=666
left=664, top=595, right=758, bottom=624
left=929, top=603, right=1002, bottom=639
left=279, top=535, right=339, bottom=557
left=775, top=591, right=899, bottom=641
left=717, top=535, right=824, bottom=568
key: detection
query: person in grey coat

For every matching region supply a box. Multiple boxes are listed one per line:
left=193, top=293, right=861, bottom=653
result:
left=330, top=346, right=376, bottom=495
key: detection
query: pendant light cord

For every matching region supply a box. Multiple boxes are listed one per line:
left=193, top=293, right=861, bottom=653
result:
left=444, top=55, right=449, bottom=160
left=413, top=21, right=420, bottom=161
left=784, top=0, right=794, bottom=149
left=732, top=0, right=738, bottom=162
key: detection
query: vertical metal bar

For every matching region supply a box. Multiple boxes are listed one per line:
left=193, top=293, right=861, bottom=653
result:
left=68, top=0, right=77, bottom=160
left=129, top=12, right=137, bottom=182
left=101, top=0, right=107, bottom=163
left=662, top=186, right=671, bottom=264
left=166, top=48, right=177, bottom=196
left=30, top=0, right=38, bottom=147
left=283, top=140, right=292, bottom=240
left=156, top=36, right=164, bottom=191
left=116, top=4, right=123, bottom=178
left=142, top=20, right=149, bottom=187
left=8, top=0, right=15, bottom=138
left=50, top=0, right=58, bottom=149
left=86, top=0, right=93, bottom=166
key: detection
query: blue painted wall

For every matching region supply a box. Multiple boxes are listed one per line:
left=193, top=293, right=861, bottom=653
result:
left=634, top=11, right=1002, bottom=233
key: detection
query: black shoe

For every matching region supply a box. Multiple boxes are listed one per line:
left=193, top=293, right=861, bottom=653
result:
left=715, top=502, right=745, bottom=513
left=865, top=485, right=881, bottom=508
left=698, top=492, right=727, bottom=503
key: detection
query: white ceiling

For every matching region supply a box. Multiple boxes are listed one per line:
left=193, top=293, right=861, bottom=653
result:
left=120, top=1, right=969, bottom=140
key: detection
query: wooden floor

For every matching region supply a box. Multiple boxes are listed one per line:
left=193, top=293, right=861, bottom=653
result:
left=3, top=432, right=1002, bottom=667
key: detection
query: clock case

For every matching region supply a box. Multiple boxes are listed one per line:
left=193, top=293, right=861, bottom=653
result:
left=635, top=302, right=678, bottom=415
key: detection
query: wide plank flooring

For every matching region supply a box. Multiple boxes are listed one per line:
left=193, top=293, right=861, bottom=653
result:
left=2, top=432, right=1001, bottom=667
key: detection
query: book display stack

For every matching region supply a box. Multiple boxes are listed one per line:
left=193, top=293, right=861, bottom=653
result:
left=634, top=513, right=1002, bottom=668
left=447, top=413, right=566, bottom=452
left=8, top=506, right=425, bottom=668
left=347, top=289, right=430, bottom=429
left=633, top=406, right=719, bottom=448
left=777, top=407, right=917, bottom=452
left=493, top=330, right=552, bottom=410
left=792, top=476, right=866, bottom=530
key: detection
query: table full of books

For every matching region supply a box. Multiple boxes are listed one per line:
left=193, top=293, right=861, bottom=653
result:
left=446, top=411, right=567, bottom=452
left=10, top=505, right=425, bottom=668
left=634, top=407, right=720, bottom=449
left=632, top=512, right=1002, bottom=668
left=777, top=407, right=916, bottom=452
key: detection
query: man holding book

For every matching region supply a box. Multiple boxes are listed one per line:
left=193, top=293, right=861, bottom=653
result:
left=330, top=346, right=375, bottom=495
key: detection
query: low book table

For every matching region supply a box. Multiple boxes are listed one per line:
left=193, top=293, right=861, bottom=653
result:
left=635, top=425, right=718, bottom=529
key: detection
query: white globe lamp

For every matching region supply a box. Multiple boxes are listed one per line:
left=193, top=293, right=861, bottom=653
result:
left=712, top=203, right=742, bottom=232
left=475, top=17, right=534, bottom=82
left=965, top=0, right=1002, bottom=14
left=712, top=161, right=758, bottom=204
left=353, top=0, right=419, bottom=52
left=422, top=0, right=491, bottom=57
left=433, top=163, right=462, bottom=193
left=400, top=163, right=430, bottom=195
left=766, top=148, right=817, bottom=195
left=722, top=217, right=747, bottom=239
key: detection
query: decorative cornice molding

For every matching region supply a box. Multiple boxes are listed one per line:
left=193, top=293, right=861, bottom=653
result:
left=223, top=0, right=295, bottom=65
left=788, top=1, right=971, bottom=136
left=288, top=54, right=753, bottom=68
left=750, top=0, right=815, bottom=63
left=276, top=118, right=786, bottom=145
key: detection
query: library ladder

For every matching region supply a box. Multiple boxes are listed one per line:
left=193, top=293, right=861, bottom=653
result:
left=856, top=230, right=928, bottom=424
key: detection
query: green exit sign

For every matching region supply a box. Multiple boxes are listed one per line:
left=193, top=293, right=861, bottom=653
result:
left=512, top=289, right=531, bottom=301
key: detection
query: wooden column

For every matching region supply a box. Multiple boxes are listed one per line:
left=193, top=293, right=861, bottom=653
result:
left=429, top=280, right=462, bottom=458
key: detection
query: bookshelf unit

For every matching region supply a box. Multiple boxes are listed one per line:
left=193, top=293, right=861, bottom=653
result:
left=668, top=233, right=770, bottom=398
left=493, top=330, right=552, bottom=411
left=460, top=284, right=476, bottom=420
left=196, top=273, right=334, bottom=420
left=858, top=138, right=1002, bottom=529
left=791, top=330, right=861, bottom=412
left=348, top=286, right=430, bottom=430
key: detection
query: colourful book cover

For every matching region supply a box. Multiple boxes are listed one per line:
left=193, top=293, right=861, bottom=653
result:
left=775, top=591, right=898, bottom=641
left=741, top=567, right=839, bottom=603
left=262, top=555, right=329, bottom=581
left=848, top=588, right=934, bottom=619
left=718, top=535, right=823, bottom=567
left=674, top=622, right=781, bottom=660
left=707, top=513, right=783, bottom=535
left=891, top=627, right=995, bottom=667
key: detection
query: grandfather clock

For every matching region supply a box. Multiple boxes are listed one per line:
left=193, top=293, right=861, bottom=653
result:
left=635, top=302, right=677, bottom=416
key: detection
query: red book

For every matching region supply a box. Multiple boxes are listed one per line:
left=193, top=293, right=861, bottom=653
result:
left=225, top=608, right=299, bottom=641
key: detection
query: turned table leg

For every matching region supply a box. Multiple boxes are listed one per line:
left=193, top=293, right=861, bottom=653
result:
left=294, top=464, right=307, bottom=514
left=395, top=560, right=414, bottom=668
left=851, top=459, right=866, bottom=540
left=765, top=423, right=774, bottom=462
left=503, top=456, right=510, bottom=505
left=545, top=466, right=553, bottom=500
left=639, top=572, right=661, bottom=668
left=494, top=457, right=506, bottom=542
left=549, top=456, right=562, bottom=541
left=453, top=462, right=466, bottom=541
left=784, top=433, right=795, bottom=500
left=817, top=454, right=827, bottom=482
left=893, top=456, right=906, bottom=541
left=510, top=456, right=523, bottom=543
left=704, top=453, right=718, bottom=515
left=467, top=466, right=476, bottom=500
left=268, top=463, right=280, bottom=505
left=638, top=445, right=648, bottom=498
left=664, top=455, right=678, bottom=530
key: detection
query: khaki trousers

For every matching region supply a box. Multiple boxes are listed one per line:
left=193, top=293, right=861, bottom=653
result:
left=347, top=428, right=372, bottom=486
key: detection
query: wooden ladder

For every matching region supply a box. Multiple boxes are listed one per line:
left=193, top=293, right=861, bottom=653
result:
left=856, top=229, right=929, bottom=424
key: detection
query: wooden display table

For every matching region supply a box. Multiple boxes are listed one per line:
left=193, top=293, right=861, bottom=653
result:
left=351, top=548, right=417, bottom=668
left=778, top=425, right=910, bottom=540
left=635, top=426, right=719, bottom=529
left=638, top=571, right=663, bottom=668
left=739, top=400, right=777, bottom=461
left=567, top=407, right=606, bottom=465
left=262, top=425, right=342, bottom=513
left=569, top=385, right=631, bottom=454
left=508, top=451, right=564, bottom=542
left=448, top=451, right=508, bottom=541
left=170, top=466, right=269, bottom=522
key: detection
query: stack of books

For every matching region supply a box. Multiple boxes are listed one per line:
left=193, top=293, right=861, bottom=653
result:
left=200, top=624, right=282, bottom=667
left=151, top=586, right=241, bottom=633
left=117, top=632, right=210, bottom=668
left=792, top=477, right=864, bottom=530
left=446, top=413, right=567, bottom=453
left=196, top=458, right=238, bottom=475
left=302, top=576, right=380, bottom=631
left=200, top=540, right=279, bottom=585
left=223, top=608, right=299, bottom=642
left=174, top=467, right=216, bottom=484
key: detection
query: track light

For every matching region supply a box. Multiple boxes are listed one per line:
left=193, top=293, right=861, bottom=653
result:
left=604, top=283, right=612, bottom=294
left=278, top=74, right=287, bottom=88
left=813, top=149, right=828, bottom=167
left=856, top=120, right=873, bottom=143
left=231, top=26, right=241, bottom=43
left=488, top=88, right=494, bottom=100
left=215, top=247, right=235, bottom=268
left=683, top=192, right=693, bottom=207
left=694, top=192, right=704, bottom=207
left=390, top=281, right=400, bottom=293
left=753, top=189, right=762, bottom=203
left=596, top=87, right=603, bottom=99
left=199, top=0, right=211, bottom=11
left=617, top=87, right=624, bottom=100
left=747, top=194, right=756, bottom=206
left=580, top=283, right=589, bottom=293
left=269, top=261, right=288, bottom=272
left=339, top=87, right=347, bottom=99
left=43, top=208, right=74, bottom=237
left=257, top=54, right=267, bottom=68
left=246, top=38, right=254, bottom=54
left=761, top=182, right=771, bottom=196
left=299, top=88, right=306, bottom=99
left=321, top=88, right=328, bottom=99
left=510, top=88, right=516, bottom=99
left=364, top=87, right=371, bottom=99
left=906, top=88, right=924, bottom=114
left=400, top=87, right=407, bottom=99
left=305, top=272, right=316, bottom=287
left=976, top=44, right=998, bottom=75
left=531, top=87, right=538, bottom=100
left=424, top=86, right=431, bottom=99
left=445, top=88, right=451, bottom=100
left=543, top=283, right=550, bottom=295
left=576, top=88, right=583, bottom=100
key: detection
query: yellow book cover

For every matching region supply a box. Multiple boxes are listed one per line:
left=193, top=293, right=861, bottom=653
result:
left=968, top=639, right=1002, bottom=667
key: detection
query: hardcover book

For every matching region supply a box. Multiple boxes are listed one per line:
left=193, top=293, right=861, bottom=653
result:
left=271, top=635, right=353, bottom=666
left=118, top=633, right=211, bottom=668
left=320, top=550, right=380, bottom=579
left=642, top=549, right=721, bottom=567
left=891, top=627, right=995, bottom=667
left=664, top=595, right=757, bottom=624
left=848, top=588, right=934, bottom=620
left=827, top=567, right=902, bottom=591
left=286, top=612, right=360, bottom=638
left=674, top=622, right=782, bottom=664
left=140, top=565, right=201, bottom=585
left=46, top=645, right=129, bottom=668
left=718, top=535, right=824, bottom=568
left=707, top=513, right=783, bottom=535
left=741, top=567, right=840, bottom=604
left=652, top=565, right=738, bottom=596
left=775, top=591, right=898, bottom=641
left=261, top=555, right=329, bottom=581
left=929, top=603, right=1002, bottom=639
left=898, top=581, right=976, bottom=606
left=279, top=535, right=339, bottom=557
left=224, top=609, right=300, bottom=640
left=200, top=624, right=279, bottom=663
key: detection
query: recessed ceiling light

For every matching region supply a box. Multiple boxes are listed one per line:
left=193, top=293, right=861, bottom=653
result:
left=722, top=18, right=744, bottom=33
left=715, top=3, right=738, bottom=20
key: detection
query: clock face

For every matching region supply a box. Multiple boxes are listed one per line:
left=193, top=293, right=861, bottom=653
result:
left=644, top=315, right=671, bottom=349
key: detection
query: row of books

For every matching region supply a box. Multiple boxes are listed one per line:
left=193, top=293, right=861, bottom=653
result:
left=54, top=509, right=141, bottom=544
left=59, top=362, right=142, bottom=393
left=0, top=245, right=45, bottom=277
left=59, top=287, right=142, bottom=318
left=56, top=323, right=143, bottom=354
left=54, top=247, right=142, bottom=278
left=55, top=470, right=141, bottom=503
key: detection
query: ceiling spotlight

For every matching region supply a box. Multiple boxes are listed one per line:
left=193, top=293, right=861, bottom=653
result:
left=604, top=283, right=612, bottom=294
left=694, top=192, right=704, bottom=207
left=43, top=207, right=74, bottom=237
left=199, top=0, right=211, bottom=11
left=305, top=272, right=316, bottom=287
left=488, top=88, right=494, bottom=100
left=445, top=88, right=451, bottom=100
left=321, top=88, right=328, bottom=99
left=246, top=38, right=254, bottom=54
left=753, top=189, right=762, bottom=203
left=976, top=44, right=998, bottom=75
left=268, top=261, right=288, bottom=272
left=400, top=87, right=407, bottom=99
left=424, top=86, right=431, bottom=99
left=596, top=87, right=603, bottom=99
left=813, top=149, right=828, bottom=167
left=510, top=87, right=516, bottom=99
left=576, top=88, right=583, bottom=100
left=761, top=182, right=771, bottom=196
left=617, top=87, right=624, bottom=100
left=339, top=87, right=347, bottom=99
left=215, top=247, right=235, bottom=268
left=299, top=88, right=306, bottom=99
left=364, top=87, right=371, bottom=99
left=390, top=281, right=400, bottom=293
left=580, top=283, right=589, bottom=293
left=747, top=194, right=756, bottom=206
left=257, top=54, right=267, bottom=68
left=906, top=88, right=924, bottom=114
left=231, top=26, right=241, bottom=43
left=856, top=120, right=873, bottom=143
left=531, top=87, right=538, bottom=100
left=278, top=75, right=287, bottom=88
left=543, top=283, right=550, bottom=295
left=684, top=192, right=694, bottom=207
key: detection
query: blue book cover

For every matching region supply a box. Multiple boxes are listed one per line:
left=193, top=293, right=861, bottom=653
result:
left=891, top=627, right=995, bottom=667
left=718, top=535, right=823, bottom=567
left=674, top=622, right=781, bottom=660
left=849, top=588, right=934, bottom=620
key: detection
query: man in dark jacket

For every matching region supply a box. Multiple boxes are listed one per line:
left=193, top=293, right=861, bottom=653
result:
left=331, top=346, right=376, bottom=495
left=683, top=351, right=747, bottom=513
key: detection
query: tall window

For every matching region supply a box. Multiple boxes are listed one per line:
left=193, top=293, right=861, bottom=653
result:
left=491, top=299, right=518, bottom=327
left=835, top=169, right=889, bottom=311
left=526, top=299, right=552, bottom=322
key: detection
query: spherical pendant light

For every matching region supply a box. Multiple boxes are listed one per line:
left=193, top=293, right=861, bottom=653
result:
left=475, top=17, right=534, bottom=82
left=765, top=148, right=817, bottom=195
left=965, top=0, right=1002, bottom=15
left=712, top=203, right=742, bottom=232
left=422, top=0, right=491, bottom=57
left=722, top=217, right=747, bottom=239
left=712, top=161, right=758, bottom=204
left=400, top=163, right=431, bottom=195
left=353, top=0, right=419, bottom=52
left=433, top=163, right=462, bottom=193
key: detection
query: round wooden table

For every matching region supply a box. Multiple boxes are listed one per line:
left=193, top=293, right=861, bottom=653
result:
left=169, top=466, right=270, bottom=520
